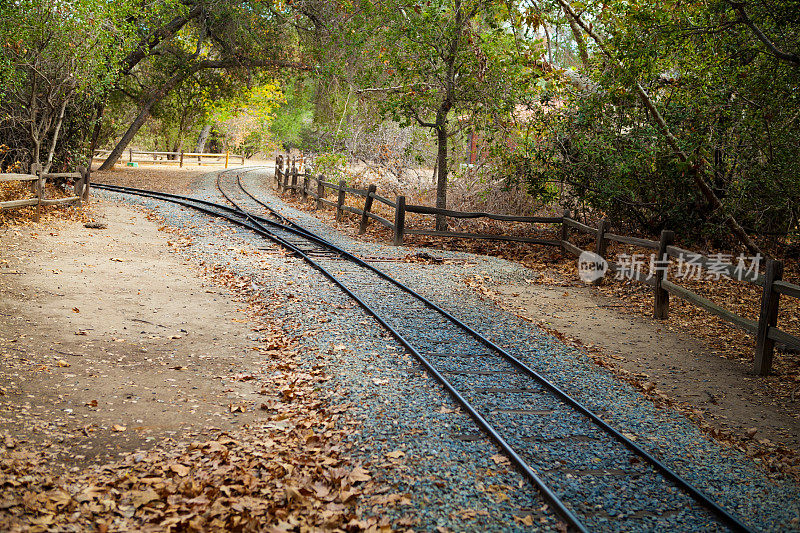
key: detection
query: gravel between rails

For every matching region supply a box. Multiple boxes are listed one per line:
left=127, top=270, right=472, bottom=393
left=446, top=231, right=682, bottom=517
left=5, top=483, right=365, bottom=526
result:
left=96, top=167, right=800, bottom=532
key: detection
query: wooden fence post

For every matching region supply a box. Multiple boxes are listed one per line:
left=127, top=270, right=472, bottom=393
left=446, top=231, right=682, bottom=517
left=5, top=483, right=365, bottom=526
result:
left=560, top=209, right=570, bottom=244
left=180, top=151, right=184, bottom=168
left=592, top=219, right=610, bottom=285
left=653, top=229, right=675, bottom=319
left=283, top=159, right=291, bottom=191
left=225, top=151, right=229, bottom=169
left=302, top=175, right=309, bottom=200
left=594, top=219, right=610, bottom=257
left=275, top=155, right=283, bottom=188
left=291, top=161, right=298, bottom=194
left=316, top=176, right=324, bottom=210
left=393, top=195, right=406, bottom=246
left=29, top=163, right=43, bottom=222
left=359, top=184, right=377, bottom=234
left=241, top=154, right=245, bottom=165
left=336, top=179, right=346, bottom=221
left=75, top=166, right=86, bottom=205
left=754, top=259, right=783, bottom=375
left=81, top=165, right=91, bottom=201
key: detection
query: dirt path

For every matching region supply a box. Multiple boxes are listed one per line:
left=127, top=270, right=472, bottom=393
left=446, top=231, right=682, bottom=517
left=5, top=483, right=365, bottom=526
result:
left=0, top=200, right=266, bottom=468
left=490, top=280, right=800, bottom=457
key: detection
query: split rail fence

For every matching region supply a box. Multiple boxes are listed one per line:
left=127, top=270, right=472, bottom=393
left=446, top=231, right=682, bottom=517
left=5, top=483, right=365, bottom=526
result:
left=1, top=164, right=89, bottom=221
left=274, top=155, right=799, bottom=376
left=93, top=149, right=245, bottom=168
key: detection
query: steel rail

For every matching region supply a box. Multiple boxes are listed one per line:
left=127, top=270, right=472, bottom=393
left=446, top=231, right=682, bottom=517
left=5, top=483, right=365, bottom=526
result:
left=96, top=174, right=755, bottom=533
left=234, top=170, right=756, bottom=533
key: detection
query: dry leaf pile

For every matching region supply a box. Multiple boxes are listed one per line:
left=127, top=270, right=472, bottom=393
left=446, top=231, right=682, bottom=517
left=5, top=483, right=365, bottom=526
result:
left=0, top=181, right=90, bottom=228
left=0, top=425, right=380, bottom=532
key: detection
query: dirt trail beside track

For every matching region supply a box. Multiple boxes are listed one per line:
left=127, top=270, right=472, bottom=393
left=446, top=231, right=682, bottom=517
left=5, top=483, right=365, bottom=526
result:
left=0, top=200, right=265, bottom=468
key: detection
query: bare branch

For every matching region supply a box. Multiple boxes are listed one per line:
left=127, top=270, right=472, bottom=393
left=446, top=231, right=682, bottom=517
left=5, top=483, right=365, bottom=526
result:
left=356, top=83, right=432, bottom=94
left=405, top=105, right=437, bottom=128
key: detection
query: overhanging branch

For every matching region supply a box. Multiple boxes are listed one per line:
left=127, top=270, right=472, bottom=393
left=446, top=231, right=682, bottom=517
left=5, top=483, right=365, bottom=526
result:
left=727, top=1, right=800, bottom=67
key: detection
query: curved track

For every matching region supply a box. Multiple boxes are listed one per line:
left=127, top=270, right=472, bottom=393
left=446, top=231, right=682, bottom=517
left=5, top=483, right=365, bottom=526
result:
left=93, top=169, right=755, bottom=533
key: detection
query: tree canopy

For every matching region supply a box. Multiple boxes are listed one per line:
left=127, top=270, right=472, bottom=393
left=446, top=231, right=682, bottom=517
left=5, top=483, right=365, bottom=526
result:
left=1, top=0, right=797, bottom=249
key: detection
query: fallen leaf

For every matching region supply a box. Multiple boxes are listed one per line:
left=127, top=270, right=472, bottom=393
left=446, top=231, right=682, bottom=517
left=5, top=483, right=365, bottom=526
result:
left=491, top=453, right=510, bottom=465
left=111, top=425, right=126, bottom=432
left=514, top=515, right=535, bottom=526
left=130, top=488, right=159, bottom=508
left=204, top=441, right=227, bottom=453
left=72, top=307, right=80, bottom=313
left=169, top=463, right=190, bottom=477
left=386, top=450, right=405, bottom=459
left=56, top=359, right=70, bottom=367
left=348, top=466, right=371, bottom=484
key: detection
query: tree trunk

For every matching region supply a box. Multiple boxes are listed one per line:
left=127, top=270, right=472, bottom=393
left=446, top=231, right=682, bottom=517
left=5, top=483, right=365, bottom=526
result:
left=195, top=124, right=212, bottom=153
left=98, top=69, right=192, bottom=170
left=435, top=122, right=449, bottom=231
left=44, top=98, right=69, bottom=173
left=89, top=102, right=105, bottom=158
left=567, top=18, right=590, bottom=67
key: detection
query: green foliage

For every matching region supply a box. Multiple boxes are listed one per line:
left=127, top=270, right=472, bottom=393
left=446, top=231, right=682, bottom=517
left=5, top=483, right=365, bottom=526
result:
left=269, top=78, right=314, bottom=150
left=314, top=151, right=348, bottom=181
left=0, top=0, right=138, bottom=169
left=515, top=0, right=800, bottom=242
left=209, top=81, right=285, bottom=155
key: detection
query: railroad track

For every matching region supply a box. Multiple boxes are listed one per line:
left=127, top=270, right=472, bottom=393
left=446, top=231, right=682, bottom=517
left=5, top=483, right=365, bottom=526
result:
left=94, top=169, right=754, bottom=533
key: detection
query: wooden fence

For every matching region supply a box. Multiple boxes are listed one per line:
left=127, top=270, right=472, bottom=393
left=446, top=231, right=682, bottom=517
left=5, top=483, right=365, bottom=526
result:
left=93, top=149, right=245, bottom=168
left=274, top=155, right=561, bottom=246
left=560, top=209, right=800, bottom=376
left=1, top=164, right=89, bottom=221
left=274, top=155, right=799, bottom=376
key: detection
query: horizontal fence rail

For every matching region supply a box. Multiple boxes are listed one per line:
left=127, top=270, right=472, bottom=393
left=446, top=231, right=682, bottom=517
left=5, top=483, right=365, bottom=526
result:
left=93, top=149, right=245, bottom=168
left=1, top=164, right=89, bottom=220
left=272, top=156, right=798, bottom=376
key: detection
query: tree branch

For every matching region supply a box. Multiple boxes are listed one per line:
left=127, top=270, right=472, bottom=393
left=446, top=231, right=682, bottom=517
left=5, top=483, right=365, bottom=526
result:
left=356, top=83, right=432, bottom=94
left=727, top=1, right=800, bottom=67
left=405, top=105, right=437, bottom=128
left=121, top=3, right=204, bottom=75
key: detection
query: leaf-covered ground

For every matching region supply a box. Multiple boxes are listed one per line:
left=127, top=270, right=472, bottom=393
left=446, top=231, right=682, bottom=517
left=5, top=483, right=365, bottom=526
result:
left=0, top=198, right=397, bottom=532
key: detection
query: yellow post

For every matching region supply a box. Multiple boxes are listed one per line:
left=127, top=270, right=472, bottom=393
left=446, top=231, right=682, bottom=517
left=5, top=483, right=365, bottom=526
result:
left=225, top=151, right=229, bottom=169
